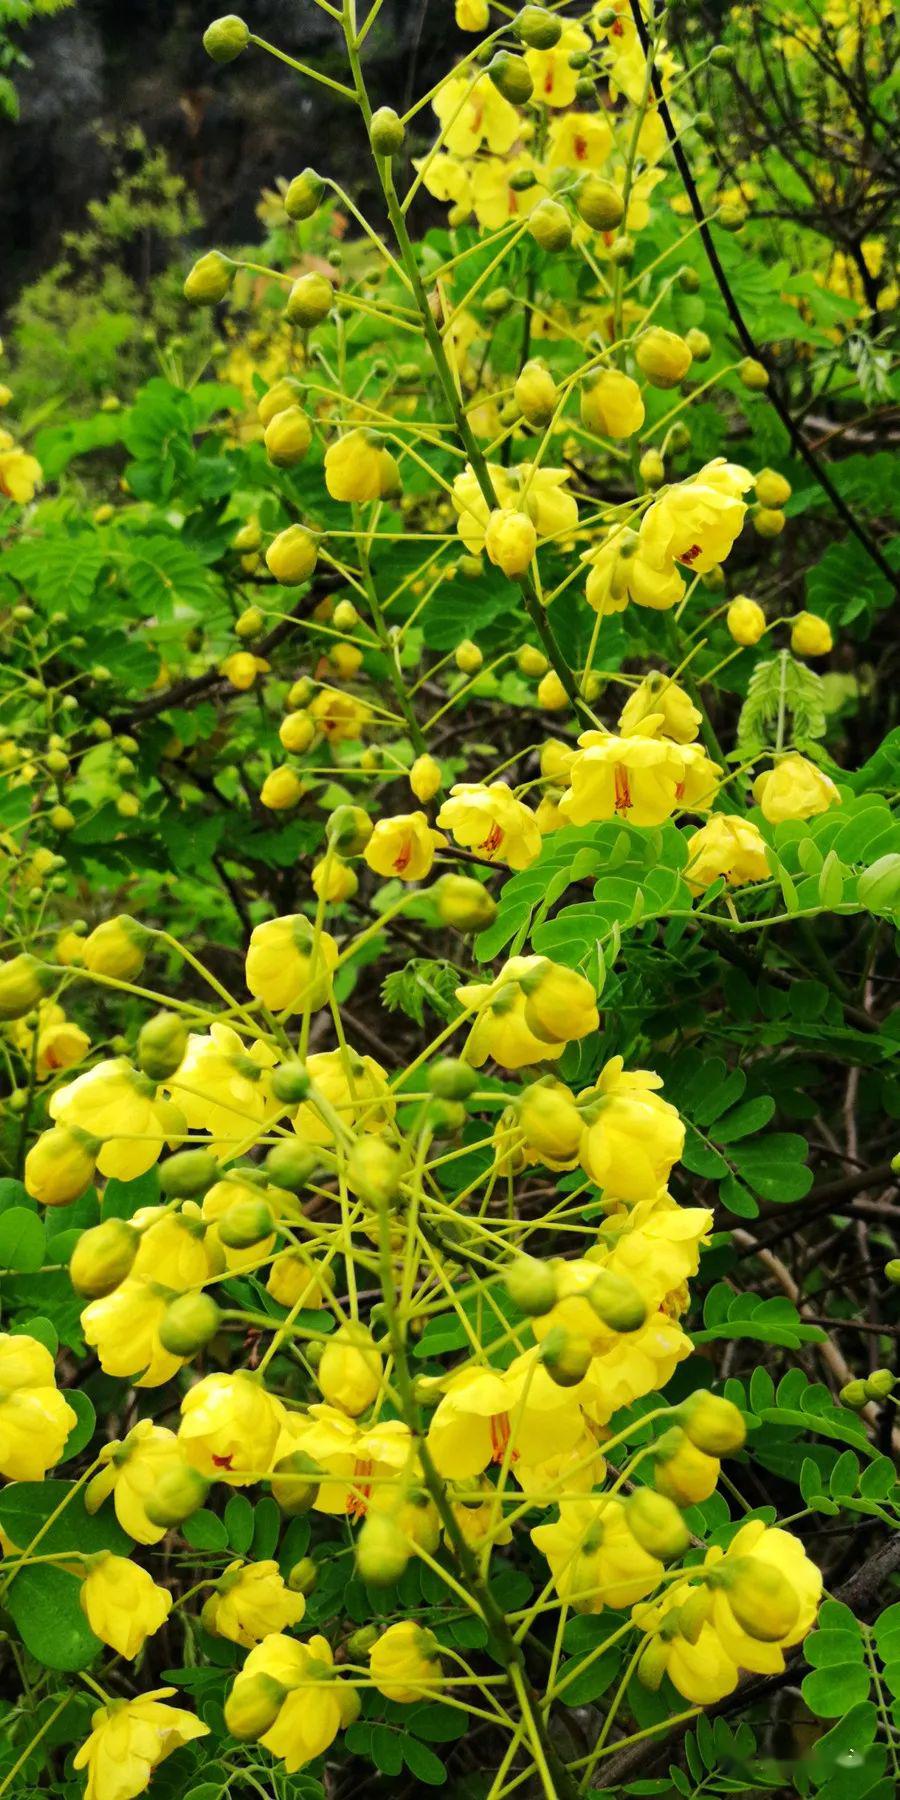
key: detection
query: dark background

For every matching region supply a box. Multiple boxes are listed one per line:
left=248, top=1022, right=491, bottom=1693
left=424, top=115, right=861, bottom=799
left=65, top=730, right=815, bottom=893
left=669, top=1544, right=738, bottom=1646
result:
left=0, top=0, right=463, bottom=314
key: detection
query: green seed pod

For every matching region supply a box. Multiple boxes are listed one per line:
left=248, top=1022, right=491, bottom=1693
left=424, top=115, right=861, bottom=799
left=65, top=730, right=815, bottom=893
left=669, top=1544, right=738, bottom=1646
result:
left=284, top=168, right=325, bottom=221
left=184, top=250, right=234, bottom=305
left=514, top=6, right=562, bottom=49
left=487, top=51, right=534, bottom=105
left=159, top=1149, right=220, bottom=1199
left=137, top=1011, right=188, bottom=1082
left=158, top=1292, right=221, bottom=1356
left=370, top=106, right=405, bottom=156
left=203, top=15, right=250, bottom=62
left=505, top=1255, right=557, bottom=1318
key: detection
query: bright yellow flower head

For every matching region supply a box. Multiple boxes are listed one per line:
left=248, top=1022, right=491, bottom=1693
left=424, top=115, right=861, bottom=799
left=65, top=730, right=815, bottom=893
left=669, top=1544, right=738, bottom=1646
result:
left=599, top=1193, right=712, bottom=1312
left=455, top=0, right=489, bottom=29
left=80, top=1553, right=172, bottom=1660
left=484, top=506, right=538, bottom=578
left=0, top=444, right=42, bottom=503
left=49, top=1059, right=186, bottom=1181
left=275, top=1404, right=413, bottom=1517
left=519, top=957, right=600, bottom=1043
left=82, top=916, right=147, bottom=981
left=753, top=753, right=840, bottom=824
left=85, top=1421, right=196, bottom=1544
left=456, top=956, right=567, bottom=1070
left=638, top=459, right=753, bottom=576
left=179, top=1372, right=284, bottom=1486
left=245, top=916, right=338, bottom=1014
left=82, top=1277, right=189, bottom=1389
left=579, top=1312, right=693, bottom=1425
left=293, top=1047, right=394, bottom=1146
left=202, top=1559, right=306, bottom=1647
left=581, top=368, right=645, bottom=439
left=0, top=1333, right=76, bottom=1480
left=532, top=1495, right=663, bottom=1614
left=559, top=730, right=685, bottom=828
left=578, top=1056, right=685, bottom=1202
left=307, top=686, right=372, bottom=743
left=324, top=429, right=400, bottom=503
left=706, top=1520, right=822, bottom=1671
left=525, top=21, right=591, bottom=106
left=790, top=611, right=834, bottom=657
left=427, top=1349, right=585, bottom=1480
left=318, top=1324, right=382, bottom=1417
left=73, top=1690, right=208, bottom=1800
left=369, top=1621, right=442, bottom=1703
left=364, top=811, right=445, bottom=882
left=469, top=156, right=548, bottom=229
left=24, top=1124, right=98, bottom=1208
left=634, top=1583, right=739, bottom=1704
left=221, top=651, right=269, bottom=690
left=618, top=674, right=701, bottom=744
left=685, top=814, right=770, bottom=892
left=242, top=1634, right=357, bottom=1773
left=15, top=1003, right=91, bottom=1081
left=432, top=71, right=521, bottom=156
left=452, top=462, right=578, bottom=553
left=547, top=111, right=614, bottom=170
left=437, top=781, right=541, bottom=869
left=168, top=1022, right=277, bottom=1142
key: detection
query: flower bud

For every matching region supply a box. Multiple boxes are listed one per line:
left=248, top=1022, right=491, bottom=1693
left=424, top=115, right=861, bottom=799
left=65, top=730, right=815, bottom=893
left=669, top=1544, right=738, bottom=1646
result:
left=487, top=50, right=534, bottom=103
left=203, top=14, right=249, bottom=61
left=285, top=272, right=334, bottom=328
left=224, top=1674, right=287, bottom=1742
left=264, top=407, right=313, bottom=468
left=484, top=508, right=537, bottom=577
left=609, top=235, right=634, bottom=265
left=265, top=1140, right=317, bottom=1191
left=266, top=523, right=318, bottom=583
left=184, top=250, right=234, bottom=304
left=432, top=874, right=497, bottom=932
left=159, top=1149, right=220, bottom=1199
left=517, top=644, right=548, bottom=676
left=528, top=199, right=572, bottom=253
left=864, top=1368, right=895, bottom=1400
left=540, top=1324, right=592, bottom=1387
left=839, top=1378, right=868, bottom=1411
left=718, top=202, right=747, bottom=231
left=514, top=359, right=557, bottom=426
left=0, top=953, right=54, bottom=1020
left=370, top=106, right=405, bottom=156
left=709, top=43, right=735, bottom=66
left=753, top=505, right=785, bottom=538
left=515, top=6, right=562, bottom=48
left=639, top=448, right=666, bottom=489
left=288, top=1556, right=317, bottom=1595
left=137, top=1011, right=188, bottom=1082
left=278, top=711, right=315, bottom=755
left=587, top=1270, right=647, bottom=1334
left=257, top=380, right=303, bottom=429
left=272, top=1060, right=311, bottom=1105
left=885, top=1258, right=900, bottom=1284
left=319, top=1324, right=381, bottom=1416
left=69, top=1218, right=139, bottom=1297
left=790, top=611, right=832, bottom=657
left=327, top=804, right=372, bottom=853
left=355, top=1510, right=410, bottom=1586
left=626, top=1488, right=690, bottom=1560
left=677, top=265, right=701, bottom=293
left=25, top=1125, right=98, bottom=1208
left=684, top=327, right=711, bottom=362
left=755, top=468, right=791, bottom=508
left=637, top=1635, right=669, bottom=1691
left=346, top=1139, right=404, bottom=1207
left=455, top=638, right=483, bottom=674
left=726, top=595, right=765, bottom=646
left=260, top=767, right=304, bottom=810
left=635, top=327, right=693, bottom=389
left=483, top=286, right=514, bottom=317
left=284, top=168, right=325, bottom=220
left=505, top=1254, right=557, bottom=1317
left=679, top=1390, right=746, bottom=1455
left=717, top=1555, right=800, bottom=1642
left=575, top=176, right=625, bottom=232
left=218, top=1197, right=276, bottom=1249
left=409, top=753, right=442, bottom=803
left=738, top=357, right=769, bottom=390
left=270, top=1449, right=321, bottom=1515
left=653, top=1426, right=719, bottom=1505
left=158, top=1292, right=221, bottom=1356
left=428, top=1058, right=477, bottom=1101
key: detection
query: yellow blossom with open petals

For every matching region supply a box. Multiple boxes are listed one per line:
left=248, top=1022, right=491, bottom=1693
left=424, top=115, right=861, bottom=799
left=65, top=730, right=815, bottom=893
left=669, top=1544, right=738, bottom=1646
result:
left=74, top=1690, right=208, bottom=1800
left=179, top=1372, right=284, bottom=1485
left=428, top=1350, right=585, bottom=1480
left=0, top=1333, right=76, bottom=1480
left=547, top=111, right=614, bottom=170
left=559, top=730, right=685, bottom=827
left=85, top=1422, right=197, bottom=1545
left=686, top=815, right=770, bottom=892
left=202, top=1560, right=306, bottom=1647
left=437, top=781, right=541, bottom=869
left=525, top=21, right=591, bottom=106
left=293, top=1047, right=394, bottom=1147
left=753, top=754, right=840, bottom=823
left=532, top=1496, right=663, bottom=1613
left=244, top=917, right=338, bottom=1014
left=49, top=1059, right=185, bottom=1181
left=308, top=687, right=372, bottom=743
left=364, top=812, right=445, bottom=881
left=80, top=1554, right=172, bottom=1659
left=578, top=1056, right=685, bottom=1201
left=432, top=71, right=521, bottom=157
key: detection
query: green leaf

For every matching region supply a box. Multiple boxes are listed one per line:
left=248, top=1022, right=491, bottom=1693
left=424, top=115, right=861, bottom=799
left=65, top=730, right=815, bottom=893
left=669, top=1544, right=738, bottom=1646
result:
left=401, top=1738, right=447, bottom=1785
left=802, top=1663, right=871, bottom=1717
left=59, top=1390, right=96, bottom=1463
left=6, top=1564, right=101, bottom=1672
left=224, top=1494, right=254, bottom=1556
left=0, top=1207, right=46, bottom=1273
left=182, top=1510, right=229, bottom=1552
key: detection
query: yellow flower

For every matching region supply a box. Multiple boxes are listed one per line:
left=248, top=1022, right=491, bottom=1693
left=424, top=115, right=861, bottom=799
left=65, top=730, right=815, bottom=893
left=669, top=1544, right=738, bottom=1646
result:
left=369, top=1622, right=441, bottom=1703
left=432, top=71, right=521, bottom=156
left=456, top=956, right=567, bottom=1069
left=654, top=1426, right=720, bottom=1504
left=20, top=1004, right=90, bottom=1080
left=229, top=1633, right=356, bottom=1772
left=260, top=766, right=305, bottom=810
left=547, top=111, right=614, bottom=170
left=245, top=916, right=338, bottom=1013
left=599, top=1193, right=713, bottom=1312
left=685, top=814, right=770, bottom=892
left=312, top=854, right=358, bottom=902
left=519, top=957, right=600, bottom=1043
left=318, top=1324, right=382, bottom=1417
left=634, top=1584, right=739, bottom=1704
left=581, top=368, right=645, bottom=438
left=578, top=1056, right=684, bottom=1201
left=0, top=445, right=42, bottom=503
left=202, top=1560, right=306, bottom=1647
left=437, top=781, right=541, bottom=868
left=618, top=674, right=701, bottom=744
left=427, top=1349, right=585, bottom=1480
left=169, top=1023, right=277, bottom=1141
left=516, top=464, right=579, bottom=538
left=82, top=915, right=147, bottom=981
left=0, top=1333, right=76, bottom=1479
left=469, top=156, right=548, bottom=229
left=82, top=1278, right=188, bottom=1389
left=451, top=462, right=577, bottom=553
left=455, top=0, right=489, bottom=28
left=518, top=1079, right=583, bottom=1166
left=364, top=811, right=445, bottom=881
left=293, top=1048, right=394, bottom=1147
left=410, top=753, right=442, bottom=803
left=49, top=1058, right=185, bottom=1181
left=484, top=507, right=538, bottom=577
left=705, top=1520, right=822, bottom=1670
left=416, top=150, right=472, bottom=213
left=515, top=358, right=558, bottom=427
left=221, top=651, right=270, bottom=690
left=307, top=686, right=372, bottom=743
left=559, top=730, right=685, bottom=827
left=726, top=595, right=766, bottom=645
left=753, top=754, right=840, bottom=823
left=85, top=1421, right=198, bottom=1545
left=638, top=459, right=753, bottom=575
left=532, top=1496, right=663, bottom=1614
left=73, top=1690, right=208, bottom=1800
left=275, top=1404, right=413, bottom=1517
left=790, top=611, right=833, bottom=656
left=24, top=1124, right=98, bottom=1208
left=525, top=21, right=591, bottom=105
left=324, top=429, right=399, bottom=503
left=579, top=1313, right=693, bottom=1425
left=635, top=327, right=693, bottom=389
left=179, top=1371, right=284, bottom=1485
left=267, top=1252, right=329, bottom=1310
left=80, top=1553, right=172, bottom=1659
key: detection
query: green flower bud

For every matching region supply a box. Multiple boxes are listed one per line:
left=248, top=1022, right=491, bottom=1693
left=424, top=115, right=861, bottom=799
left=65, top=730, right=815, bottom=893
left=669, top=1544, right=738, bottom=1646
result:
left=738, top=357, right=769, bottom=390
left=203, top=14, right=250, bottom=61
left=677, top=265, right=701, bottom=293
left=639, top=448, right=666, bottom=489
left=143, top=1464, right=210, bottom=1528
left=159, top=1149, right=220, bottom=1199
left=509, top=169, right=538, bottom=193
left=487, top=51, right=534, bottom=105
left=287, top=1556, right=317, bottom=1594
left=264, top=1140, right=317, bottom=1191
left=608, top=234, right=634, bottom=265
left=685, top=326, right=711, bottom=362
left=346, top=1138, right=403, bottom=1207
left=864, top=1368, right=895, bottom=1399
left=540, top=1324, right=592, bottom=1388
left=839, top=1378, right=869, bottom=1411
left=528, top=198, right=572, bottom=253
left=428, top=1058, right=478, bottom=1101
left=69, top=1219, right=139, bottom=1298
left=326, top=803, right=372, bottom=852
left=272, top=1060, right=311, bottom=1105
left=483, top=286, right=514, bottom=316
left=370, top=106, right=405, bottom=156
left=575, top=176, right=625, bottom=232
left=224, top=1673, right=286, bottom=1742
left=718, top=202, right=747, bottom=232
left=356, top=1510, right=410, bottom=1586
left=270, top=1450, right=321, bottom=1514
left=587, top=1270, right=647, bottom=1334
left=694, top=111, right=715, bottom=137
left=217, top=1197, right=276, bottom=1249
left=285, top=272, right=334, bottom=328
left=885, top=1258, right=900, bottom=1284
left=158, top=1292, right=221, bottom=1356
left=263, top=407, right=313, bottom=468
left=625, top=1487, right=690, bottom=1560
left=284, top=168, right=325, bottom=220
left=137, top=1011, right=188, bottom=1082
left=505, top=1255, right=557, bottom=1318
left=432, top=873, right=497, bottom=933
left=679, top=1389, right=746, bottom=1455
left=184, top=250, right=234, bottom=305
left=514, top=6, right=562, bottom=49
left=709, top=44, right=735, bottom=66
